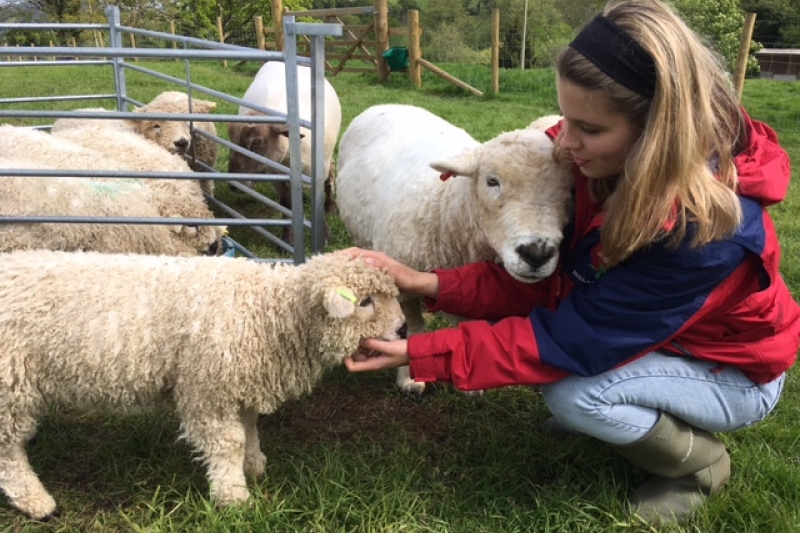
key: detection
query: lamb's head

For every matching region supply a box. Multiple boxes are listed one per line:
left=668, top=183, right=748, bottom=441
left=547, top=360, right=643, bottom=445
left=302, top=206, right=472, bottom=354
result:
left=432, top=127, right=574, bottom=283
left=301, top=253, right=406, bottom=364
left=227, top=115, right=302, bottom=178
left=169, top=222, right=227, bottom=256
left=129, top=91, right=218, bottom=158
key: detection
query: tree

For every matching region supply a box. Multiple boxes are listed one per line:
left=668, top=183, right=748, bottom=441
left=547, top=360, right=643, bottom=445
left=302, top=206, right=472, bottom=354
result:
left=739, top=0, right=800, bottom=47
left=490, top=0, right=572, bottom=68
left=673, top=0, right=748, bottom=73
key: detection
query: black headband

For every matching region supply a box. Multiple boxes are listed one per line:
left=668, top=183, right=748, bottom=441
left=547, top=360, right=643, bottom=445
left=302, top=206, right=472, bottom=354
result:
left=569, top=14, right=656, bottom=98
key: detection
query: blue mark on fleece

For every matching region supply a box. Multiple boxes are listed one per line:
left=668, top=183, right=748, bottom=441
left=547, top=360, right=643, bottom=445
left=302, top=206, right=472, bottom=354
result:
left=86, top=179, right=142, bottom=196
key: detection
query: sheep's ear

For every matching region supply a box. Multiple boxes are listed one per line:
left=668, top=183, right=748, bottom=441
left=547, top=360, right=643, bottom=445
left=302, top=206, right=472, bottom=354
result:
left=227, top=122, right=242, bottom=141
left=273, top=123, right=305, bottom=139
left=430, top=146, right=482, bottom=180
left=323, top=286, right=357, bottom=319
left=195, top=100, right=217, bottom=113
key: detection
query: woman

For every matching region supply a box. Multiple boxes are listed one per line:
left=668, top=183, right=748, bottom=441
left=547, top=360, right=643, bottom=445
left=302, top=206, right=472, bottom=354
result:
left=344, top=0, right=799, bottom=523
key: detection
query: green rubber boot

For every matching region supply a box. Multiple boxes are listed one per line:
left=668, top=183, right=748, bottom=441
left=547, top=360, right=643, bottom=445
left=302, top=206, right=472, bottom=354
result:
left=612, top=412, right=731, bottom=523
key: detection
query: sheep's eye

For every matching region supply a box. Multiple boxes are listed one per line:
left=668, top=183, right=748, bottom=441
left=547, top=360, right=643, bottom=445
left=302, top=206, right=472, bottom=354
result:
left=152, top=123, right=161, bottom=133
left=486, top=176, right=500, bottom=187
left=359, top=296, right=373, bottom=308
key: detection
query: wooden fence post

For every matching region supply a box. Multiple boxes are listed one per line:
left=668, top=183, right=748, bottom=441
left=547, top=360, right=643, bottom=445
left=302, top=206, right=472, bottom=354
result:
left=408, top=10, right=421, bottom=87
left=375, top=0, right=389, bottom=81
left=216, top=16, right=227, bottom=67
left=491, top=8, right=500, bottom=94
left=255, top=16, right=266, bottom=50
left=169, top=20, right=178, bottom=50
left=733, top=12, right=757, bottom=101
left=271, top=0, right=284, bottom=51
left=128, top=34, right=137, bottom=61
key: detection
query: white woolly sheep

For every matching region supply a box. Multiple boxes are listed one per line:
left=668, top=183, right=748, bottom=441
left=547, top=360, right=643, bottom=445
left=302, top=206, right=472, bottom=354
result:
left=50, top=91, right=220, bottom=174
left=336, top=104, right=574, bottom=396
left=227, top=61, right=342, bottom=240
left=0, top=157, right=221, bottom=255
left=0, top=124, right=225, bottom=250
left=0, top=250, right=406, bottom=520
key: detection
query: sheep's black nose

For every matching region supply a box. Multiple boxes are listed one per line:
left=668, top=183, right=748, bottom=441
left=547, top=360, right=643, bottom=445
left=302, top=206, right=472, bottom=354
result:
left=516, top=242, right=556, bottom=271
left=174, top=138, right=190, bottom=152
left=398, top=323, right=408, bottom=339
left=205, top=240, right=220, bottom=256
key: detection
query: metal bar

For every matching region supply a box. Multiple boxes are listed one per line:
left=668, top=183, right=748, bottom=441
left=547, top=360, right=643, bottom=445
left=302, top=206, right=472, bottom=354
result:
left=310, top=34, right=327, bottom=252
left=0, top=216, right=273, bottom=226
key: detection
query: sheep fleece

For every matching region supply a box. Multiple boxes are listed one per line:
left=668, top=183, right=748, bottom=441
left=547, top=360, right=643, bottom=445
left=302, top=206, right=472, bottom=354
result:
left=0, top=250, right=403, bottom=519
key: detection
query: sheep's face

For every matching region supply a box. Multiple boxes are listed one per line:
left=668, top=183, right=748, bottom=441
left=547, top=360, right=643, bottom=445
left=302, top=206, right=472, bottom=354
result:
left=171, top=223, right=227, bottom=256
left=432, top=128, right=574, bottom=283
left=226, top=120, right=299, bottom=184
left=307, top=256, right=406, bottom=364
left=131, top=93, right=217, bottom=159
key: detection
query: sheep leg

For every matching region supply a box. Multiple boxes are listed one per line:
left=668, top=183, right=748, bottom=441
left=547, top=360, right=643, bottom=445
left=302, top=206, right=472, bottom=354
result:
left=324, top=164, right=337, bottom=214
left=0, top=442, right=57, bottom=520
left=273, top=182, right=294, bottom=243
left=396, top=297, right=428, bottom=398
left=274, top=182, right=331, bottom=245
left=181, top=412, right=251, bottom=506
left=241, top=408, right=266, bottom=478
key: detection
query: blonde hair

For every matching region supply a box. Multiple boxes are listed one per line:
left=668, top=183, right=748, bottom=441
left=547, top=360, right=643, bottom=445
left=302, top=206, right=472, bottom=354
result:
left=556, top=0, right=745, bottom=266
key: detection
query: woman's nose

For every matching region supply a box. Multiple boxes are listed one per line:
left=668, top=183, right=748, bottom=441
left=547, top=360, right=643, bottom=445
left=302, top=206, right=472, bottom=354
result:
left=559, top=126, right=580, bottom=151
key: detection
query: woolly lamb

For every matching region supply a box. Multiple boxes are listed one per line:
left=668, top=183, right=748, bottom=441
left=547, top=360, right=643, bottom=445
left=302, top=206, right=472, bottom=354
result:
left=0, top=125, right=225, bottom=249
left=227, top=61, right=342, bottom=240
left=50, top=91, right=219, bottom=174
left=0, top=250, right=406, bottom=520
left=0, top=157, right=221, bottom=255
left=336, top=104, right=574, bottom=396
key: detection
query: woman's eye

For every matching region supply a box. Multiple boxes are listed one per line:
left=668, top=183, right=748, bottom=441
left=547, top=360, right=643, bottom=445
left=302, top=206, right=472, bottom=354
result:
left=359, top=296, right=373, bottom=307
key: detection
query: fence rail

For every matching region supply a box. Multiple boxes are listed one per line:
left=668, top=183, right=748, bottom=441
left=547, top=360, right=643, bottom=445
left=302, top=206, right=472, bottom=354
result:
left=0, top=6, right=342, bottom=263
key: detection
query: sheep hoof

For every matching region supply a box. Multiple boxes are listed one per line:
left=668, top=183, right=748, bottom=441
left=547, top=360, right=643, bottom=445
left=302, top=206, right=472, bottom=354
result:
left=34, top=509, right=61, bottom=523
left=397, top=378, right=428, bottom=400
left=214, top=485, right=251, bottom=507
left=244, top=453, right=267, bottom=477
left=17, top=493, right=58, bottom=522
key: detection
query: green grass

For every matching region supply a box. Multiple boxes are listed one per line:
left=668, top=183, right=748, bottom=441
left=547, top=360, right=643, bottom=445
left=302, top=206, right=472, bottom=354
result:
left=0, top=61, right=799, bottom=532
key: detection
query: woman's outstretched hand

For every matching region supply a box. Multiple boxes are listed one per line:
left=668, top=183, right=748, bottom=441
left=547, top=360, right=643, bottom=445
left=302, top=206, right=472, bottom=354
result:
left=344, top=338, right=410, bottom=373
left=340, top=247, right=439, bottom=299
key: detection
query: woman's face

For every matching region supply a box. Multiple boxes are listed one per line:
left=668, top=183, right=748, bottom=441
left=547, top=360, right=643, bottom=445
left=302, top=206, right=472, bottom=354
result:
left=555, top=77, right=641, bottom=180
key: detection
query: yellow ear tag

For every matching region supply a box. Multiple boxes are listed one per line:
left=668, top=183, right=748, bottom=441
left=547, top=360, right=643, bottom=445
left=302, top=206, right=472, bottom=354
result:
left=336, top=287, right=358, bottom=304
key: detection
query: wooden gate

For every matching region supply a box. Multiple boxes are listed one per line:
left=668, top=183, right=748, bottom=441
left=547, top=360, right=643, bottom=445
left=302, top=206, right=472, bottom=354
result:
left=282, top=6, right=380, bottom=76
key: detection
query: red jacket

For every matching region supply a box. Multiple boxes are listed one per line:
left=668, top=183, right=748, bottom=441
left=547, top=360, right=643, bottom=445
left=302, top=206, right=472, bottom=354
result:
left=407, top=114, right=800, bottom=390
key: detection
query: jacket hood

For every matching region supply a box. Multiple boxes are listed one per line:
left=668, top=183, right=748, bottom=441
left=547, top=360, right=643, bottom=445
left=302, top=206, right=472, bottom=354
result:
left=736, top=111, right=791, bottom=206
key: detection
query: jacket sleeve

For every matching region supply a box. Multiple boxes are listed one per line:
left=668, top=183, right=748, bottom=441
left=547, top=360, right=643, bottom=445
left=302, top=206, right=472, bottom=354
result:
left=408, top=237, right=749, bottom=390
left=423, top=260, right=559, bottom=320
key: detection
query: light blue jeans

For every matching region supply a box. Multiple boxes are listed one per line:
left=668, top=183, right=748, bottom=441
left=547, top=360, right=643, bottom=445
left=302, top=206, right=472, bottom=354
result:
left=540, top=351, right=786, bottom=445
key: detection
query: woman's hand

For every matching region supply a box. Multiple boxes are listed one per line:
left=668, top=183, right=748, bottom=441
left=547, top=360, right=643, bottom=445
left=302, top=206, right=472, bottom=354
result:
left=344, top=338, right=410, bottom=373
left=340, top=247, right=439, bottom=298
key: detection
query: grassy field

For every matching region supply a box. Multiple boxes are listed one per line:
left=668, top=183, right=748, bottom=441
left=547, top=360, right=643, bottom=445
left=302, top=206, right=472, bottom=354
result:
left=0, top=60, right=798, bottom=533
